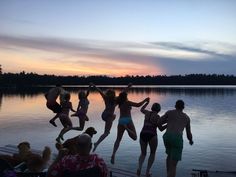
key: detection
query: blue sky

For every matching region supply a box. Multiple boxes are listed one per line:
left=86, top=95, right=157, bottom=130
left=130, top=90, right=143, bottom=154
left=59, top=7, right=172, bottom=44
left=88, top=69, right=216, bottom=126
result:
left=0, top=0, right=236, bottom=76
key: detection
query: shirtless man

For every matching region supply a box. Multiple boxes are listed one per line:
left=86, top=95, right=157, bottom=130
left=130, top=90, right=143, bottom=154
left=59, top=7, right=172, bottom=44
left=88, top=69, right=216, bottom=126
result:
left=158, top=100, right=193, bottom=177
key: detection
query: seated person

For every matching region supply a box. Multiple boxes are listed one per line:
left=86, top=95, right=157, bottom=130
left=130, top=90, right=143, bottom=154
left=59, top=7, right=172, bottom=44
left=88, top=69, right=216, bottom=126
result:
left=47, top=134, right=108, bottom=177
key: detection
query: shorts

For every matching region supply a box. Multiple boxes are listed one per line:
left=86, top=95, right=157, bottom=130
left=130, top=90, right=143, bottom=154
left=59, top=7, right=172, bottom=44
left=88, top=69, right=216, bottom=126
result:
left=140, top=132, right=157, bottom=143
left=46, top=101, right=62, bottom=113
left=118, top=117, right=132, bottom=125
left=163, top=132, right=183, bottom=161
left=101, top=110, right=114, bottom=122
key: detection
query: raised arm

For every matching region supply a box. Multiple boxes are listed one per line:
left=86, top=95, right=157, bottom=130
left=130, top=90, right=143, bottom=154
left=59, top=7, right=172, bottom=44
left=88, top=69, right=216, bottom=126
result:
left=122, top=83, right=132, bottom=93
left=140, top=98, right=150, bottom=114
left=91, top=83, right=106, bottom=99
left=186, top=119, right=193, bottom=145
left=129, top=97, right=149, bottom=107
left=85, top=84, right=92, bottom=97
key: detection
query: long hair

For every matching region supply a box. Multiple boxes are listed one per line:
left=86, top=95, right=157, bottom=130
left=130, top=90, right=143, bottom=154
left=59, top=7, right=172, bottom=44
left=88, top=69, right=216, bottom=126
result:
left=117, top=92, right=128, bottom=107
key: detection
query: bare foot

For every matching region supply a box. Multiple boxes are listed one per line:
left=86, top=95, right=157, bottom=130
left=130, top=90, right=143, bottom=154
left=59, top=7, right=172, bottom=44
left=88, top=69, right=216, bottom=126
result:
left=111, top=155, right=115, bottom=164
left=85, top=116, right=89, bottom=121
left=49, top=120, right=57, bottom=127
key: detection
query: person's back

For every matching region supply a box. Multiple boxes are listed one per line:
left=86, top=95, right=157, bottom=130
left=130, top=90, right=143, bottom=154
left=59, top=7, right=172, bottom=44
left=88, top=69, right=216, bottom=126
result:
left=164, top=109, right=190, bottom=135
left=119, top=101, right=132, bottom=117
left=141, top=111, right=158, bottom=135
left=159, top=100, right=193, bottom=177
left=79, top=98, right=89, bottom=113
left=60, top=101, right=72, bottom=116
left=104, top=97, right=116, bottom=113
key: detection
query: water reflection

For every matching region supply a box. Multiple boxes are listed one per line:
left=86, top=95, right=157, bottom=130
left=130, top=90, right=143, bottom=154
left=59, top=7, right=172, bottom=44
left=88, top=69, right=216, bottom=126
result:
left=1, top=86, right=236, bottom=97
left=0, top=86, right=236, bottom=177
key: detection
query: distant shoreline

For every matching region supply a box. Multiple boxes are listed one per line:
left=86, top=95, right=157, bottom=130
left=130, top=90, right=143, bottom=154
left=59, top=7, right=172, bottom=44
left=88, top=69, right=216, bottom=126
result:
left=1, top=72, right=236, bottom=86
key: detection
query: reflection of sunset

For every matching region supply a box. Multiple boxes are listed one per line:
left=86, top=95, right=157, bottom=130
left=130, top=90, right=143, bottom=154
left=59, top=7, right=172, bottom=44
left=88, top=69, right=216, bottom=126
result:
left=0, top=89, right=166, bottom=124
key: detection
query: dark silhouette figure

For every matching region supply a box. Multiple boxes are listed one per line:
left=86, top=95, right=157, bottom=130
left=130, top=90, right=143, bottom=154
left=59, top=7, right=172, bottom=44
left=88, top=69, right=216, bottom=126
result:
left=158, top=100, right=193, bottom=177
left=110, top=92, right=149, bottom=164
left=45, top=84, right=65, bottom=127
left=92, top=83, right=132, bottom=152
left=137, top=100, right=167, bottom=177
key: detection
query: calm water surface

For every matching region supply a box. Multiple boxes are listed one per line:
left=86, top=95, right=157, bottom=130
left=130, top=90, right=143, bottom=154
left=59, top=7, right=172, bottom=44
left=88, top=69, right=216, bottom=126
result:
left=0, top=86, right=236, bottom=177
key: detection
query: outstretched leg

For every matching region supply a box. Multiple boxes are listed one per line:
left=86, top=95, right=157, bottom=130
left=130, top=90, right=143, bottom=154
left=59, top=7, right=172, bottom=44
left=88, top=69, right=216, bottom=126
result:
left=111, top=124, right=125, bottom=164
left=49, top=113, right=59, bottom=127
left=56, top=126, right=71, bottom=143
left=126, top=121, right=137, bottom=140
left=93, top=118, right=113, bottom=152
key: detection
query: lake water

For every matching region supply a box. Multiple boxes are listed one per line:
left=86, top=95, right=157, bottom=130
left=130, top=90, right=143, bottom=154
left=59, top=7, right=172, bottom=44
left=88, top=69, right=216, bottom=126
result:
left=0, top=86, right=236, bottom=177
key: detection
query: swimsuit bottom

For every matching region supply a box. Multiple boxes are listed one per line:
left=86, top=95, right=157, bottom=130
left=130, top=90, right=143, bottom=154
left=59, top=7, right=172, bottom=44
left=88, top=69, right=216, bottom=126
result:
left=140, top=132, right=157, bottom=143
left=101, top=110, right=114, bottom=122
left=118, top=117, right=132, bottom=125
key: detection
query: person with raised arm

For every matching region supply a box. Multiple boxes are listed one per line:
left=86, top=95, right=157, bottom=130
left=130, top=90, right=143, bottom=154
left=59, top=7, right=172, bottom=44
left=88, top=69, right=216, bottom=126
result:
left=56, top=84, right=92, bottom=141
left=137, top=100, right=166, bottom=177
left=110, top=91, right=149, bottom=164
left=92, top=83, right=132, bottom=152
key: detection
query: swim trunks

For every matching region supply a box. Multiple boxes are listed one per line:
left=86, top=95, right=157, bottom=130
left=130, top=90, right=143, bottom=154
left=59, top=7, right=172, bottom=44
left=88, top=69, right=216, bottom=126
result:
left=163, top=132, right=183, bottom=161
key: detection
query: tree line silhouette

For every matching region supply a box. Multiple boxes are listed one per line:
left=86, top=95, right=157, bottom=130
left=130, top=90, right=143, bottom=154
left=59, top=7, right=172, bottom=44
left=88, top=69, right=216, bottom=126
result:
left=0, top=71, right=236, bottom=86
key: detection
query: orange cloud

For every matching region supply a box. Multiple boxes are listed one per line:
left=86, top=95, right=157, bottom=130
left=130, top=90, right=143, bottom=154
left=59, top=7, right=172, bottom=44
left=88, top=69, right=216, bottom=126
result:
left=0, top=48, right=163, bottom=76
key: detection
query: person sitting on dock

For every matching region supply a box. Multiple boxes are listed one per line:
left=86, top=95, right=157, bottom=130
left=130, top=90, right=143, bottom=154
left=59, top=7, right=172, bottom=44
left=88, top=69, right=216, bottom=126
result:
left=47, top=133, right=108, bottom=177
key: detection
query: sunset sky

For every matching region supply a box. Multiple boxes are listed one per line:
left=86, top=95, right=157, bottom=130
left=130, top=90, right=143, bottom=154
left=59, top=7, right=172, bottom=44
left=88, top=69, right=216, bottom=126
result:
left=0, top=0, right=236, bottom=76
